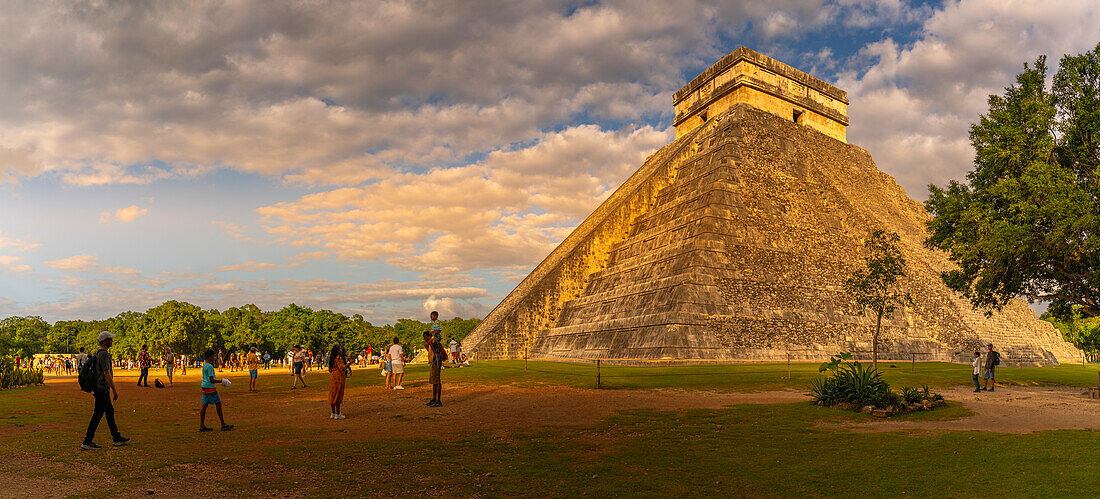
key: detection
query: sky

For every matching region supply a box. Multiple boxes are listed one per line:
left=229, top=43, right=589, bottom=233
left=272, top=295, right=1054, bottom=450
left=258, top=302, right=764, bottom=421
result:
left=0, top=0, right=1098, bottom=324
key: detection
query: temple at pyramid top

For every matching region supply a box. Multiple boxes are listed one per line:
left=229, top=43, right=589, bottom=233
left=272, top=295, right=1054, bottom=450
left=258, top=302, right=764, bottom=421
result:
left=673, top=46, right=849, bottom=142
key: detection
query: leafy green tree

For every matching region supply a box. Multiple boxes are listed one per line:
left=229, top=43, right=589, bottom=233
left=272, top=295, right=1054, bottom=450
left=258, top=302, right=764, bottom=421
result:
left=925, top=43, right=1100, bottom=317
left=219, top=305, right=268, bottom=353
left=1043, top=305, right=1100, bottom=361
left=142, top=300, right=211, bottom=355
left=1, top=299, right=483, bottom=361
left=0, top=316, right=48, bottom=356
left=844, top=230, right=913, bottom=370
left=263, top=304, right=314, bottom=353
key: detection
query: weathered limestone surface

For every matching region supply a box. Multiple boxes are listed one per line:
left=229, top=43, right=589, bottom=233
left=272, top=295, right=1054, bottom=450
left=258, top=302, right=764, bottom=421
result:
left=463, top=103, right=1080, bottom=366
left=674, top=47, right=848, bottom=142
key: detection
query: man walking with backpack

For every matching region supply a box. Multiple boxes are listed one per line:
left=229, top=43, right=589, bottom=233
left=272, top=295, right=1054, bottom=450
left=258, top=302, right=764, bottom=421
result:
left=81, top=331, right=130, bottom=450
left=982, top=343, right=1000, bottom=392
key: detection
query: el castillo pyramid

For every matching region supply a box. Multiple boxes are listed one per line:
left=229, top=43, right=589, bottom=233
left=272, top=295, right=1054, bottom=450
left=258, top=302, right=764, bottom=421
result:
left=463, top=47, right=1080, bottom=366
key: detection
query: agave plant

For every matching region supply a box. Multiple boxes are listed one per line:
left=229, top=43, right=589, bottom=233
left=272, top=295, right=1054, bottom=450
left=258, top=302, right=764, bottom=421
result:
left=901, top=386, right=923, bottom=405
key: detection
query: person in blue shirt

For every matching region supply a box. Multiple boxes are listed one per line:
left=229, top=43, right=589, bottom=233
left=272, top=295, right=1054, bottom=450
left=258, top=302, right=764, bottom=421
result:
left=199, top=349, right=234, bottom=432
left=429, top=311, right=443, bottom=344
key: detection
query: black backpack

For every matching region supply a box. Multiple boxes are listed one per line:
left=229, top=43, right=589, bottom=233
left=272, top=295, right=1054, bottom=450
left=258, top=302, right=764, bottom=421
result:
left=993, top=352, right=1001, bottom=366
left=77, top=353, right=98, bottom=393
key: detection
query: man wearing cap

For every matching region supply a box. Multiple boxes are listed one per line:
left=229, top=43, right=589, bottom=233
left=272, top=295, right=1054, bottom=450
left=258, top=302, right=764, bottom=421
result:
left=82, top=331, right=130, bottom=450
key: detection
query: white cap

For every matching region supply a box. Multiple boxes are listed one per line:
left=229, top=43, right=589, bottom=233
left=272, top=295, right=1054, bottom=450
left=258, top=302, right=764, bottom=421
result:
left=97, top=331, right=115, bottom=342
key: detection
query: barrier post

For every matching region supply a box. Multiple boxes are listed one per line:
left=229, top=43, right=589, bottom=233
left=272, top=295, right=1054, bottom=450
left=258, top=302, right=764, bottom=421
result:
left=524, top=347, right=528, bottom=371
left=786, top=352, right=791, bottom=380
left=597, top=359, right=601, bottom=389
left=912, top=352, right=916, bottom=373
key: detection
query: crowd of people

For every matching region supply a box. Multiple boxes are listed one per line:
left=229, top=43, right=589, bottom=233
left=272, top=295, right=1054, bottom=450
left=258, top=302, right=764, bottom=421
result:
left=79, top=311, right=460, bottom=450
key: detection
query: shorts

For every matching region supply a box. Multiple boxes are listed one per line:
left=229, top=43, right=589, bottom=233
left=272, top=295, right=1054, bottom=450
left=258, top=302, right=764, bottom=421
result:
left=429, top=363, right=441, bottom=385
left=983, top=368, right=995, bottom=379
left=166, top=365, right=174, bottom=376
left=249, top=369, right=258, bottom=378
left=294, top=362, right=304, bottom=374
left=384, top=362, right=392, bottom=372
left=202, top=390, right=221, bottom=405
left=391, top=362, right=404, bottom=374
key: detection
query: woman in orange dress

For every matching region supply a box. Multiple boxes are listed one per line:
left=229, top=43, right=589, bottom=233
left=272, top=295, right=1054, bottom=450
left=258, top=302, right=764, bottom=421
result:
left=328, top=344, right=349, bottom=419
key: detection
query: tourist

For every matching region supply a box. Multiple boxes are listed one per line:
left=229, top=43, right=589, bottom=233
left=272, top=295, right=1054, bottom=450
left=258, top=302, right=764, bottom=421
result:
left=455, top=341, right=464, bottom=366
left=163, top=347, right=175, bottom=387
left=76, top=347, right=88, bottom=371
left=381, top=342, right=392, bottom=387
left=199, top=349, right=234, bottom=432
left=328, top=343, right=349, bottom=419
left=263, top=351, right=271, bottom=370
left=424, top=331, right=443, bottom=407
left=429, top=311, right=442, bottom=344
left=180, top=353, right=188, bottom=376
left=388, top=337, right=406, bottom=390
left=449, top=337, right=458, bottom=366
left=82, top=331, right=129, bottom=450
left=982, top=344, right=1000, bottom=392
left=971, top=351, right=982, bottom=392
left=246, top=347, right=261, bottom=392
left=291, top=345, right=308, bottom=389
left=137, top=345, right=152, bottom=387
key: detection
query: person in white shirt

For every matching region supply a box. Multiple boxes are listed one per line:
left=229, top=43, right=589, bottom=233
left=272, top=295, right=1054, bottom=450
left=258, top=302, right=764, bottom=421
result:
left=387, top=337, right=406, bottom=390
left=971, top=351, right=982, bottom=392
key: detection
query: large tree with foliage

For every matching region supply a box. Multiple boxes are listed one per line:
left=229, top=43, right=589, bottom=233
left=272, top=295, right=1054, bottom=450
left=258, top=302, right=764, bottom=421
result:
left=925, top=43, right=1100, bottom=317
left=0, top=316, right=48, bottom=356
left=1043, top=303, right=1100, bottom=361
left=844, top=230, right=913, bottom=370
left=0, top=300, right=481, bottom=359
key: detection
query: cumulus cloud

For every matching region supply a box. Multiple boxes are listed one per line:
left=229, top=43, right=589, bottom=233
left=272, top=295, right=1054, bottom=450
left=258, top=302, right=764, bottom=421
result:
left=0, top=255, right=32, bottom=273
left=422, top=295, right=486, bottom=320
left=99, top=205, right=150, bottom=224
left=841, top=0, right=1100, bottom=198
left=216, top=260, right=300, bottom=272
left=44, top=254, right=139, bottom=275
left=0, top=0, right=911, bottom=188
left=0, top=232, right=38, bottom=251
left=257, top=124, right=670, bottom=272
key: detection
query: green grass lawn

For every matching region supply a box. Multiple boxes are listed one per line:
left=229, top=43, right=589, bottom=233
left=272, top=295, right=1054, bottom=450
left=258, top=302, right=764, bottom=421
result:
left=1, top=361, right=1099, bottom=497
left=447, top=359, right=1100, bottom=391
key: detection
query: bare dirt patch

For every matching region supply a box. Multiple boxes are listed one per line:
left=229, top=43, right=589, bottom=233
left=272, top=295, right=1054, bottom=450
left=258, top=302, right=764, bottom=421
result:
left=826, top=385, right=1100, bottom=433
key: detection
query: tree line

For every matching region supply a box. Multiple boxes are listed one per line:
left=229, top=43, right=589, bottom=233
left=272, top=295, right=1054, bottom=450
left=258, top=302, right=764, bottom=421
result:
left=0, top=300, right=480, bottom=359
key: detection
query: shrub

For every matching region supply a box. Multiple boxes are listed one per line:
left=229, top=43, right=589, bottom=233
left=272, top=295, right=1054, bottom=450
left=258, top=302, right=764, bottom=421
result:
left=810, top=354, right=946, bottom=412
left=810, top=360, right=891, bottom=408
left=901, top=386, right=924, bottom=405
left=0, top=356, right=44, bottom=389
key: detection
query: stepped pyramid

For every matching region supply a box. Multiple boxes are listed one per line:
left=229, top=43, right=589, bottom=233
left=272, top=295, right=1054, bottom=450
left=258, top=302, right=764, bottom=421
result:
left=463, top=47, right=1079, bottom=366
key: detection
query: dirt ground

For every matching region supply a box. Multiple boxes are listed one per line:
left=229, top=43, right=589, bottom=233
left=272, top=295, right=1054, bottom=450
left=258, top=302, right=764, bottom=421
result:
left=7, top=369, right=1100, bottom=497
left=17, top=369, right=1100, bottom=436
left=835, top=384, right=1100, bottom=434
left=20, top=369, right=810, bottom=436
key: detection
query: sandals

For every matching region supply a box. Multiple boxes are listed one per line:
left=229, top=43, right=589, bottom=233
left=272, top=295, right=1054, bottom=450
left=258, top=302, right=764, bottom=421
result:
left=199, top=427, right=213, bottom=432
left=221, top=424, right=235, bottom=431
